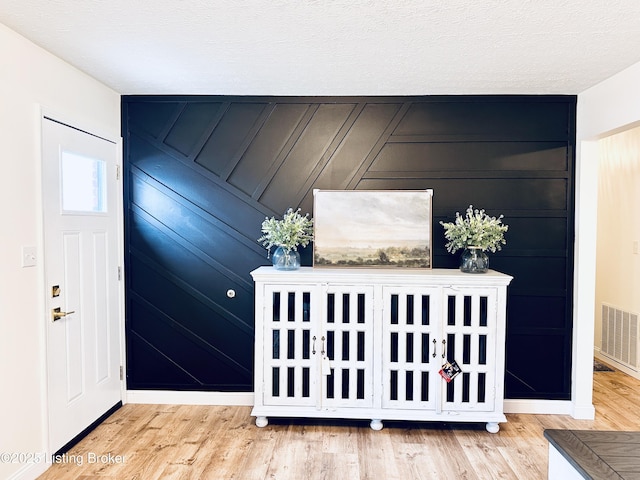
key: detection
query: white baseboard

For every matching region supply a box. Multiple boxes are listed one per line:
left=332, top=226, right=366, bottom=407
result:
left=503, top=399, right=573, bottom=415
left=127, top=390, right=579, bottom=417
left=125, top=390, right=253, bottom=406
left=7, top=461, right=49, bottom=480
left=594, top=350, right=640, bottom=380
left=571, top=403, right=596, bottom=420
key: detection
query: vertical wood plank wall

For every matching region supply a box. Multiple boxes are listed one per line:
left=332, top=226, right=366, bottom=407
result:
left=121, top=95, right=576, bottom=400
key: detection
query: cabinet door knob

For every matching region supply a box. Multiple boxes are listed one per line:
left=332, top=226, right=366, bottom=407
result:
left=226, top=289, right=236, bottom=298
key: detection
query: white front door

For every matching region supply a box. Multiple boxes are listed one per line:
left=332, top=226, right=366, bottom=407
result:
left=42, top=116, right=122, bottom=454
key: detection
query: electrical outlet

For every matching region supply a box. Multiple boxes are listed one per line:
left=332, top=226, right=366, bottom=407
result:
left=22, top=246, right=37, bottom=267
left=634, top=240, right=639, bottom=255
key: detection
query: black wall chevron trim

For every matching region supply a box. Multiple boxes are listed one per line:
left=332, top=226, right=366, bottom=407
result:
left=122, top=95, right=576, bottom=399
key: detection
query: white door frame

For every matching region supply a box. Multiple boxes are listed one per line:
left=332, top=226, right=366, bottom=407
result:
left=38, top=108, right=126, bottom=456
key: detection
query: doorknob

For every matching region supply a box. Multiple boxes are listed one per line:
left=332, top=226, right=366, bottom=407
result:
left=52, top=307, right=75, bottom=322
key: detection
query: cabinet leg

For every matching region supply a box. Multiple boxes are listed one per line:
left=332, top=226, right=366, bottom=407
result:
left=255, top=416, right=269, bottom=428
left=486, top=422, right=499, bottom=433
left=370, top=419, right=383, bottom=431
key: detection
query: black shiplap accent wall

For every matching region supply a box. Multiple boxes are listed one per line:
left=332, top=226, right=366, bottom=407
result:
left=122, top=95, right=576, bottom=399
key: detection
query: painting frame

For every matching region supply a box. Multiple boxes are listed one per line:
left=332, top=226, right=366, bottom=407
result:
left=313, top=189, right=433, bottom=268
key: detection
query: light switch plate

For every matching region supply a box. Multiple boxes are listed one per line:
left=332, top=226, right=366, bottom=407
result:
left=22, top=246, right=37, bottom=267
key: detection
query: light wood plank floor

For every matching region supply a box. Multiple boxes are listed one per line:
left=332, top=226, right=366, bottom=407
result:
left=38, top=364, right=640, bottom=480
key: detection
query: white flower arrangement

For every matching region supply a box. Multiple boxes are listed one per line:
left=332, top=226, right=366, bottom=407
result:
left=258, top=208, right=314, bottom=254
left=440, top=205, right=508, bottom=253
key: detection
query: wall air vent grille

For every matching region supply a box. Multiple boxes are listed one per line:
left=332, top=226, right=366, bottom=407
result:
left=601, top=304, right=639, bottom=371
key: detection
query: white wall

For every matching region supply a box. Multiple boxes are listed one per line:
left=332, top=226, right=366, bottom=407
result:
left=0, top=23, right=120, bottom=480
left=595, top=126, right=640, bottom=368
left=573, top=60, right=640, bottom=419
left=596, top=127, right=640, bottom=318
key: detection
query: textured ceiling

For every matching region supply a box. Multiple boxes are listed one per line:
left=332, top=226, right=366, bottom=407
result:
left=2, top=0, right=640, bottom=95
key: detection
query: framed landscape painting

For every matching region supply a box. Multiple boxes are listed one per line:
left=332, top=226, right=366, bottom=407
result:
left=313, top=189, right=433, bottom=268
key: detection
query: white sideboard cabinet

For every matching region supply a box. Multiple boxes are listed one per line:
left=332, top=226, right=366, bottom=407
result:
left=250, top=267, right=513, bottom=432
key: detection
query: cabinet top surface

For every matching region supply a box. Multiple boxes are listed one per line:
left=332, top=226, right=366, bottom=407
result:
left=251, top=266, right=513, bottom=285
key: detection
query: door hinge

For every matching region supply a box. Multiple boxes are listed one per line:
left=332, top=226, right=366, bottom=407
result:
left=119, top=366, right=124, bottom=381
left=118, top=266, right=122, bottom=281
left=116, top=165, right=121, bottom=180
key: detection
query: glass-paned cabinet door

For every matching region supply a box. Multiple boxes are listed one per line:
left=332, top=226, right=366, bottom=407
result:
left=381, top=286, right=441, bottom=410
left=262, top=284, right=318, bottom=406
left=321, top=285, right=375, bottom=408
left=441, top=287, right=498, bottom=412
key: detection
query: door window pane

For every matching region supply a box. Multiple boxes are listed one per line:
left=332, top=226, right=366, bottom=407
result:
left=61, top=151, right=107, bottom=213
